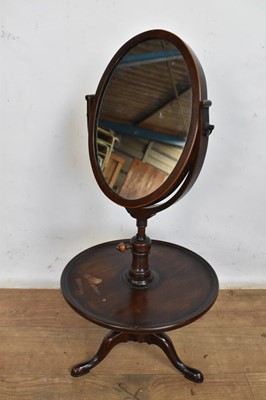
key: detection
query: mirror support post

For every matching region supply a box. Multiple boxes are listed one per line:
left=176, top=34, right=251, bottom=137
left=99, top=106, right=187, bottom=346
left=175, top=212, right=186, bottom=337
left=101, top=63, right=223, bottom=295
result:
left=85, top=94, right=95, bottom=129
left=126, top=218, right=154, bottom=288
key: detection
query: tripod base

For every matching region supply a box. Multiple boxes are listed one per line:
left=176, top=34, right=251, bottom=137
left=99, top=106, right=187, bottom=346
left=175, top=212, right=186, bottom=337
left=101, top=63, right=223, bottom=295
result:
left=71, top=330, right=204, bottom=383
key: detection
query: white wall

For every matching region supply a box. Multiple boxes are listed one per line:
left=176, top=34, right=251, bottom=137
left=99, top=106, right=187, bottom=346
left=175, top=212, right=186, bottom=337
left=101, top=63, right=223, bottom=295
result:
left=1, top=0, right=266, bottom=288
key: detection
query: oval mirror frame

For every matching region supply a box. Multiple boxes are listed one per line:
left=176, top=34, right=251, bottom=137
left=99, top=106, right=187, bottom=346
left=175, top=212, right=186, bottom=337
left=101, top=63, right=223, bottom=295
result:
left=88, top=30, right=209, bottom=209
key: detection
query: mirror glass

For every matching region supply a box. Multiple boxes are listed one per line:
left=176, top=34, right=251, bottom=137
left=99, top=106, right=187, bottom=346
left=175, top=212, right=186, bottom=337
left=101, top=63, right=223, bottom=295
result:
left=96, top=39, right=192, bottom=200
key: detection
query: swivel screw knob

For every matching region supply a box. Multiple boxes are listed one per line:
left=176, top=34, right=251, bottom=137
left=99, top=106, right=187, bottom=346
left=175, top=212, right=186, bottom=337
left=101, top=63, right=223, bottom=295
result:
left=116, top=242, right=132, bottom=252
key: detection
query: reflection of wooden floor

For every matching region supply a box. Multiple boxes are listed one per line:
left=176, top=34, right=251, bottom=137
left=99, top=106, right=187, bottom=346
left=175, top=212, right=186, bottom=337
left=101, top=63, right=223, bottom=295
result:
left=0, top=289, right=265, bottom=399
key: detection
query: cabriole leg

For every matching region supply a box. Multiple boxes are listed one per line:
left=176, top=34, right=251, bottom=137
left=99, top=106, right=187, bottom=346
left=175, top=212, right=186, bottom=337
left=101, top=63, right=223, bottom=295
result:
left=145, top=332, right=204, bottom=383
left=71, top=330, right=127, bottom=377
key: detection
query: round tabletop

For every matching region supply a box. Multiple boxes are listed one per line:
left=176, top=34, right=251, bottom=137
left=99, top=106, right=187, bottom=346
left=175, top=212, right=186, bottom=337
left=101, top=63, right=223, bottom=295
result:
left=61, top=239, right=219, bottom=333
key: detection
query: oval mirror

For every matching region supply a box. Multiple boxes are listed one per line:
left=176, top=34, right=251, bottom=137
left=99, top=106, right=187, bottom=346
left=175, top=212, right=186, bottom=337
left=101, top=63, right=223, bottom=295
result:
left=89, top=30, right=205, bottom=208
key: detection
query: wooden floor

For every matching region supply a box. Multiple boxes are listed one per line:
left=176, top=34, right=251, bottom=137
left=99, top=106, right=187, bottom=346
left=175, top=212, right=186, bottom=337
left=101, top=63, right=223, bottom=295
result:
left=0, top=289, right=265, bottom=399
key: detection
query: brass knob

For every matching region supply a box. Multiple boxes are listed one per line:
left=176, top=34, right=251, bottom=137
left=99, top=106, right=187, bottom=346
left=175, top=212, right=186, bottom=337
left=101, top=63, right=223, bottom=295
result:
left=116, top=242, right=132, bottom=252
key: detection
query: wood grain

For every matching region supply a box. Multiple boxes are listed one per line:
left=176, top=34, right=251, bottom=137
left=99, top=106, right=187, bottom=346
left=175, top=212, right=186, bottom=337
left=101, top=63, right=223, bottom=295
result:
left=0, top=289, right=265, bottom=399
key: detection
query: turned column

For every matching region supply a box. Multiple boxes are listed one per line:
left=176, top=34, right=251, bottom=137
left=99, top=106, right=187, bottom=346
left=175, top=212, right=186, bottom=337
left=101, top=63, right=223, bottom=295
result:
left=117, top=219, right=154, bottom=288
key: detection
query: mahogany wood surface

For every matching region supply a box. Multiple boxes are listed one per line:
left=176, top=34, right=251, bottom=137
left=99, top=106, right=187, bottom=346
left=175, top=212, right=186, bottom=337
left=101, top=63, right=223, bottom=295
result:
left=61, top=239, right=218, bottom=381
left=61, top=239, right=218, bottom=334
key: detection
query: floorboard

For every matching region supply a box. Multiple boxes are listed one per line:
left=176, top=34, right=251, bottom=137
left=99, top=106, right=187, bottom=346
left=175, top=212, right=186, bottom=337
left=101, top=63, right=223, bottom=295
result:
left=0, top=289, right=265, bottom=399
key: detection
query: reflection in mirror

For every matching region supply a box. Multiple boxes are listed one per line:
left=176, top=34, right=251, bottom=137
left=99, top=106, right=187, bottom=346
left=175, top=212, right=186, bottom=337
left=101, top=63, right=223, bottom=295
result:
left=96, top=39, right=192, bottom=200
